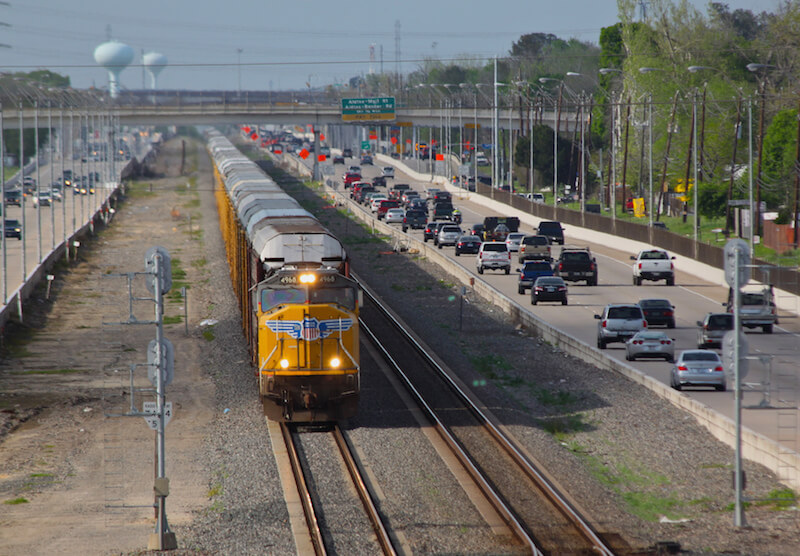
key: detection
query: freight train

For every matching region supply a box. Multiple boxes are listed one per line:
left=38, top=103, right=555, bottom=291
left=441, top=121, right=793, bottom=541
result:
left=208, top=131, right=360, bottom=422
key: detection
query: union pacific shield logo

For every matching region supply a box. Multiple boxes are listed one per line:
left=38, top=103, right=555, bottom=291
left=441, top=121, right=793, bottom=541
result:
left=265, top=318, right=353, bottom=341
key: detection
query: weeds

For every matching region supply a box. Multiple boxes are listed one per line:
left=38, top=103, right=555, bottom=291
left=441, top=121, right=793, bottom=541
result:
left=4, top=497, right=28, bottom=505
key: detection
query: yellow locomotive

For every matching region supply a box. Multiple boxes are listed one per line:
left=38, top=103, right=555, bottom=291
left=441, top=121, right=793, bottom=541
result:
left=208, top=131, right=360, bottom=422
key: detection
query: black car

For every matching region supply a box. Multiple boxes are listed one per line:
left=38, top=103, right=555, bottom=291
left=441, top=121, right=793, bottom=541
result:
left=638, top=298, right=676, bottom=328
left=372, top=176, right=387, bottom=188
left=333, top=155, right=345, bottom=164
left=4, top=189, right=21, bottom=207
left=469, top=223, right=486, bottom=237
left=454, top=235, right=481, bottom=256
left=3, top=219, right=22, bottom=240
left=342, top=148, right=353, bottom=158
left=531, top=276, right=568, bottom=305
left=361, top=154, right=373, bottom=165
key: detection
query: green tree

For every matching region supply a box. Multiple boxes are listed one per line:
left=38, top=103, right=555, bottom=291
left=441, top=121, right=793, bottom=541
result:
left=513, top=124, right=572, bottom=187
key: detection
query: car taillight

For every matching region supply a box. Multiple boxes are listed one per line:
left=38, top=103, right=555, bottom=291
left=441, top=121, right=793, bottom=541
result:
left=643, top=320, right=648, bottom=328
left=664, top=311, right=673, bottom=317
left=714, top=366, right=724, bottom=372
left=670, top=262, right=674, bottom=270
left=558, top=286, right=566, bottom=291
left=638, top=262, right=642, bottom=269
left=661, top=340, right=671, bottom=345
left=547, top=246, right=551, bottom=254
left=601, top=320, right=607, bottom=328
left=535, top=286, right=543, bottom=292
left=678, top=365, right=688, bottom=371
left=590, top=262, right=596, bottom=271
left=520, top=246, right=525, bottom=253
left=403, top=218, right=407, bottom=223
left=633, top=340, right=642, bottom=345
left=558, top=262, right=564, bottom=271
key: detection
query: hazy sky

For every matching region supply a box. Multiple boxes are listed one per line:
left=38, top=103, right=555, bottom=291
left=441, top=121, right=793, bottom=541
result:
left=0, top=0, right=783, bottom=92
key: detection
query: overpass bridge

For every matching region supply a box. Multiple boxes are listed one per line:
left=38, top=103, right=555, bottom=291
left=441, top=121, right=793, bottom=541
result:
left=0, top=89, right=578, bottom=132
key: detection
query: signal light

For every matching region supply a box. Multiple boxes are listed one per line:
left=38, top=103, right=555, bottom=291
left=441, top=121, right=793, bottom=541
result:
left=330, top=357, right=341, bottom=368
left=280, top=359, right=290, bottom=369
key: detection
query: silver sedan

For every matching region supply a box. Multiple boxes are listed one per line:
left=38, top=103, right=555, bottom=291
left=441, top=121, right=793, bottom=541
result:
left=625, top=330, right=675, bottom=362
left=384, top=208, right=405, bottom=224
left=670, top=350, right=727, bottom=391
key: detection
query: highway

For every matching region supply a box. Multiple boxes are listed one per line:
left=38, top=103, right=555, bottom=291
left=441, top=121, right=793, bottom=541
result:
left=287, top=146, right=800, bottom=474
left=0, top=130, right=148, bottom=312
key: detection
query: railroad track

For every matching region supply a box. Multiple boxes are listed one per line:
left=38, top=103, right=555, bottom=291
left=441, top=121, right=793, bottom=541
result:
left=279, top=422, right=396, bottom=555
left=357, top=274, right=623, bottom=555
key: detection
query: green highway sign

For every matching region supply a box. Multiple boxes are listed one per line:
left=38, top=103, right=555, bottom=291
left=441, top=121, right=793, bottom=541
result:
left=341, top=97, right=395, bottom=122
left=361, top=140, right=370, bottom=150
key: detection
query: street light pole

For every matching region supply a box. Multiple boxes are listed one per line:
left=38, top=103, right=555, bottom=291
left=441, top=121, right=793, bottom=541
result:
left=236, top=48, right=243, bottom=96
left=693, top=89, right=699, bottom=250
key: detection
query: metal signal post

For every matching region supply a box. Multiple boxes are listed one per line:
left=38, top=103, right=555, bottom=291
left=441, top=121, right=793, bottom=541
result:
left=104, top=246, right=177, bottom=550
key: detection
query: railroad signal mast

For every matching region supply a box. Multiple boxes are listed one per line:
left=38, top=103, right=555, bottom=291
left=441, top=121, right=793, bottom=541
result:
left=105, top=246, right=177, bottom=550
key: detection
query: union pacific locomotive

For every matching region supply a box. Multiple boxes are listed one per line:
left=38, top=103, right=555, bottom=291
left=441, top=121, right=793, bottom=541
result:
left=208, top=131, right=360, bottom=422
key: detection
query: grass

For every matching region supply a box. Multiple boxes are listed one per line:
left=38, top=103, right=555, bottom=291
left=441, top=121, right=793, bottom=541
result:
left=126, top=181, right=157, bottom=198
left=754, top=488, right=797, bottom=510
left=561, top=440, right=688, bottom=522
left=163, top=315, right=183, bottom=325
left=532, top=387, right=578, bottom=407
left=202, top=329, right=215, bottom=341
left=4, top=497, right=28, bottom=505
left=539, top=414, right=590, bottom=440
left=10, top=369, right=84, bottom=375
left=468, top=353, right=512, bottom=379
left=191, top=257, right=207, bottom=269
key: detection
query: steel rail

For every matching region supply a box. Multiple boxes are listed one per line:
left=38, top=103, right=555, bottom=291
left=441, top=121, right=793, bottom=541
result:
left=359, top=313, right=541, bottom=555
left=357, top=275, right=616, bottom=556
left=332, top=425, right=397, bottom=555
left=280, top=423, right=327, bottom=556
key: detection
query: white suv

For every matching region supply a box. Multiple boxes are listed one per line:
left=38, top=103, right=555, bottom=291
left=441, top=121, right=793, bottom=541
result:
left=381, top=166, right=395, bottom=178
left=476, top=242, right=511, bottom=275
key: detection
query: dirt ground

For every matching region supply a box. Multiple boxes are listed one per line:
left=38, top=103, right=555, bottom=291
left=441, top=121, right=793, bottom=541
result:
left=0, top=137, right=217, bottom=555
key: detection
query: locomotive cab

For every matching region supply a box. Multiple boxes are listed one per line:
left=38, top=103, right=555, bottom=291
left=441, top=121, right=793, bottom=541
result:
left=255, top=267, right=361, bottom=422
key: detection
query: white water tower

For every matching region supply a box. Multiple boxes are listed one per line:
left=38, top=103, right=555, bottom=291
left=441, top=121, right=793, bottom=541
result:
left=143, top=52, right=168, bottom=89
left=94, top=40, right=134, bottom=98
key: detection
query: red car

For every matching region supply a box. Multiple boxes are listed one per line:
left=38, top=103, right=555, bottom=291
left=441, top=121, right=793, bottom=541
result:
left=343, top=172, right=361, bottom=188
left=376, top=199, right=400, bottom=220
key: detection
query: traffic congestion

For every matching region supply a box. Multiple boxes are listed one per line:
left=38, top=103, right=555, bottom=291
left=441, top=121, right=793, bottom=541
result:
left=266, top=133, right=799, bottom=455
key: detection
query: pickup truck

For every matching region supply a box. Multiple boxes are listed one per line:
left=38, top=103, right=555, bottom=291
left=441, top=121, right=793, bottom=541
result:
left=554, top=247, right=598, bottom=285
left=725, top=286, right=778, bottom=333
left=631, top=249, right=675, bottom=286
left=402, top=209, right=427, bottom=232
left=517, top=260, right=554, bottom=294
left=518, top=235, right=551, bottom=263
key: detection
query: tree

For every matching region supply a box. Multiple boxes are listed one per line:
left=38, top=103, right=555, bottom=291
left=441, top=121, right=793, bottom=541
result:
left=513, top=124, right=571, bottom=187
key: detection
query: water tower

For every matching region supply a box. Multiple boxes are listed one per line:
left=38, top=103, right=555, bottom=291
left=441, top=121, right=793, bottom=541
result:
left=143, top=52, right=168, bottom=89
left=94, top=40, right=134, bottom=98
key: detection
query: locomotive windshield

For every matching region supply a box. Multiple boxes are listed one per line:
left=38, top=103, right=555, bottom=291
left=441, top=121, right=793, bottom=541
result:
left=260, top=285, right=357, bottom=312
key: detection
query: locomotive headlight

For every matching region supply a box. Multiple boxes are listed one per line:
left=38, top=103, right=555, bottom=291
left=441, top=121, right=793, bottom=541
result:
left=299, top=273, right=316, bottom=284
left=279, top=358, right=290, bottom=369
left=330, top=357, right=341, bottom=368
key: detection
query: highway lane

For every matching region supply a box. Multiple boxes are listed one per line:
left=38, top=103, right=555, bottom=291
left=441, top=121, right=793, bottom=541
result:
left=314, top=151, right=800, bottom=454
left=0, top=130, right=147, bottom=309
